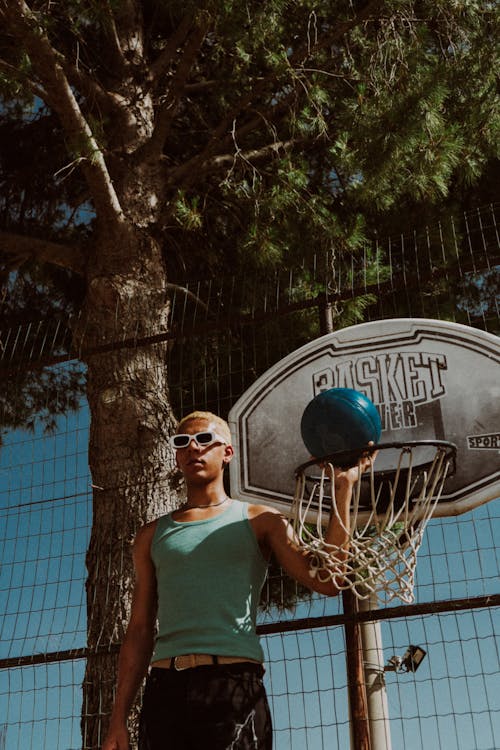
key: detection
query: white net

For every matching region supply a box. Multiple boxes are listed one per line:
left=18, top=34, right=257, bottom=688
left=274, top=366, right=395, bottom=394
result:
left=291, top=443, right=455, bottom=606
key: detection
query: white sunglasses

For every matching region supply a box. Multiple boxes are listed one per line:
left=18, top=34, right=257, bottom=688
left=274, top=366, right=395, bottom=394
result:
left=170, top=431, right=228, bottom=449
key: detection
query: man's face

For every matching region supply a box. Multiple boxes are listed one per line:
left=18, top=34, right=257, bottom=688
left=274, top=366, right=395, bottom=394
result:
left=174, top=418, right=233, bottom=481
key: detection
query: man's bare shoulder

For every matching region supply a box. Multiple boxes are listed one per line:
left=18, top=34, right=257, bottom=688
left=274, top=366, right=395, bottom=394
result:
left=133, top=518, right=160, bottom=553
left=247, top=502, right=288, bottom=531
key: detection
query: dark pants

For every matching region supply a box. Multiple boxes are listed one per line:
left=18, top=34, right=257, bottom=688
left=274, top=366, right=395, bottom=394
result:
left=138, top=663, right=273, bottom=749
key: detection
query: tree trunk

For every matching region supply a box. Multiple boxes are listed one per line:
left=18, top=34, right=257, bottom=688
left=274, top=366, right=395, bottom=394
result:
left=79, top=226, right=182, bottom=749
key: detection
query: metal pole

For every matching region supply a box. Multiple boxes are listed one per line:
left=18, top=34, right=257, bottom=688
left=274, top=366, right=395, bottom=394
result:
left=319, top=301, right=371, bottom=749
left=343, top=589, right=372, bottom=750
left=359, top=595, right=393, bottom=750
left=318, top=296, right=334, bottom=335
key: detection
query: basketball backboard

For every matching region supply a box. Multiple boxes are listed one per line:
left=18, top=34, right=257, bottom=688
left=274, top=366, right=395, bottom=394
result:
left=228, top=319, right=500, bottom=518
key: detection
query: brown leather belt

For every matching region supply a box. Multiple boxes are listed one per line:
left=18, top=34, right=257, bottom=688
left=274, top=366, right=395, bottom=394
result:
left=153, top=654, right=262, bottom=671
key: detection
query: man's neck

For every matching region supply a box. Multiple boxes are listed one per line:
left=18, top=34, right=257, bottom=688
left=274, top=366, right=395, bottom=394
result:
left=184, top=479, right=227, bottom=508
left=183, top=496, right=229, bottom=510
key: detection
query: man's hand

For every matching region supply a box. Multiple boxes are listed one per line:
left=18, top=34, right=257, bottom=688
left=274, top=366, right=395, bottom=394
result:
left=102, top=723, right=130, bottom=750
left=333, top=449, right=375, bottom=488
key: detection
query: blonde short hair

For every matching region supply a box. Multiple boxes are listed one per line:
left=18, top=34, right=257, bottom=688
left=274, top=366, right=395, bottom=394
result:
left=177, top=411, right=232, bottom=445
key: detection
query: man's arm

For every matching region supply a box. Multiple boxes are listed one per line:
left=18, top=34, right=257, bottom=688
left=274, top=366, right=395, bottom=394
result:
left=102, top=522, right=158, bottom=750
left=251, top=458, right=372, bottom=597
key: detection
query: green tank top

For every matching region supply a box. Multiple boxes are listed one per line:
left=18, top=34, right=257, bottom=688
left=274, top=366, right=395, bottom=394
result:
left=150, top=500, right=268, bottom=663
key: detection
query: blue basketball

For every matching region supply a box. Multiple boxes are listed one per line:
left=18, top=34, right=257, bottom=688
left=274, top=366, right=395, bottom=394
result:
left=300, top=388, right=381, bottom=457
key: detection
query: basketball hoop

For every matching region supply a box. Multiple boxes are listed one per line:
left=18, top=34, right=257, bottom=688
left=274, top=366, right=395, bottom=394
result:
left=291, top=441, right=457, bottom=605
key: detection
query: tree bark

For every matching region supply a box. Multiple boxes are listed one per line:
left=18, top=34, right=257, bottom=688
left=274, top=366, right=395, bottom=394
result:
left=80, top=226, right=182, bottom=748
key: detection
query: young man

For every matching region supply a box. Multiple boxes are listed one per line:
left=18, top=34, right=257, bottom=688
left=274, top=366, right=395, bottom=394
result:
left=102, top=411, right=373, bottom=750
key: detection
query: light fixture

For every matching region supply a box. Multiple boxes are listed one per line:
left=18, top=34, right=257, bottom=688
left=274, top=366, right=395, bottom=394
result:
left=385, top=645, right=427, bottom=673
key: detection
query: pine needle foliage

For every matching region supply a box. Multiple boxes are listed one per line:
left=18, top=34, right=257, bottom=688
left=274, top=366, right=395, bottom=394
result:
left=0, top=0, right=498, bottom=421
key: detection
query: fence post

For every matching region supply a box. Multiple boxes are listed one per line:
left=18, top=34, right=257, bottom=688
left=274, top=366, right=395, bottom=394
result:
left=317, top=300, right=371, bottom=749
left=343, top=590, right=372, bottom=750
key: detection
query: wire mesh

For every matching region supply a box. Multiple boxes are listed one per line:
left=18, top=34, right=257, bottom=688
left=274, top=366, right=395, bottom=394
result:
left=0, top=205, right=499, bottom=749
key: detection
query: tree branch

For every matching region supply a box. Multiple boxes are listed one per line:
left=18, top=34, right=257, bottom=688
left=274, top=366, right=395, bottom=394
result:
left=52, top=47, right=127, bottom=119
left=100, top=1, right=128, bottom=72
left=184, top=80, right=217, bottom=93
left=148, top=14, right=194, bottom=86
left=106, top=0, right=145, bottom=63
left=0, top=56, right=52, bottom=105
left=0, top=230, right=85, bottom=274
left=144, top=19, right=209, bottom=160
left=207, top=0, right=382, bottom=149
left=288, top=0, right=383, bottom=67
left=197, top=138, right=300, bottom=175
left=166, top=94, right=294, bottom=188
left=1, top=1, right=125, bottom=230
left=165, top=282, right=210, bottom=314
left=164, top=0, right=382, bottom=191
